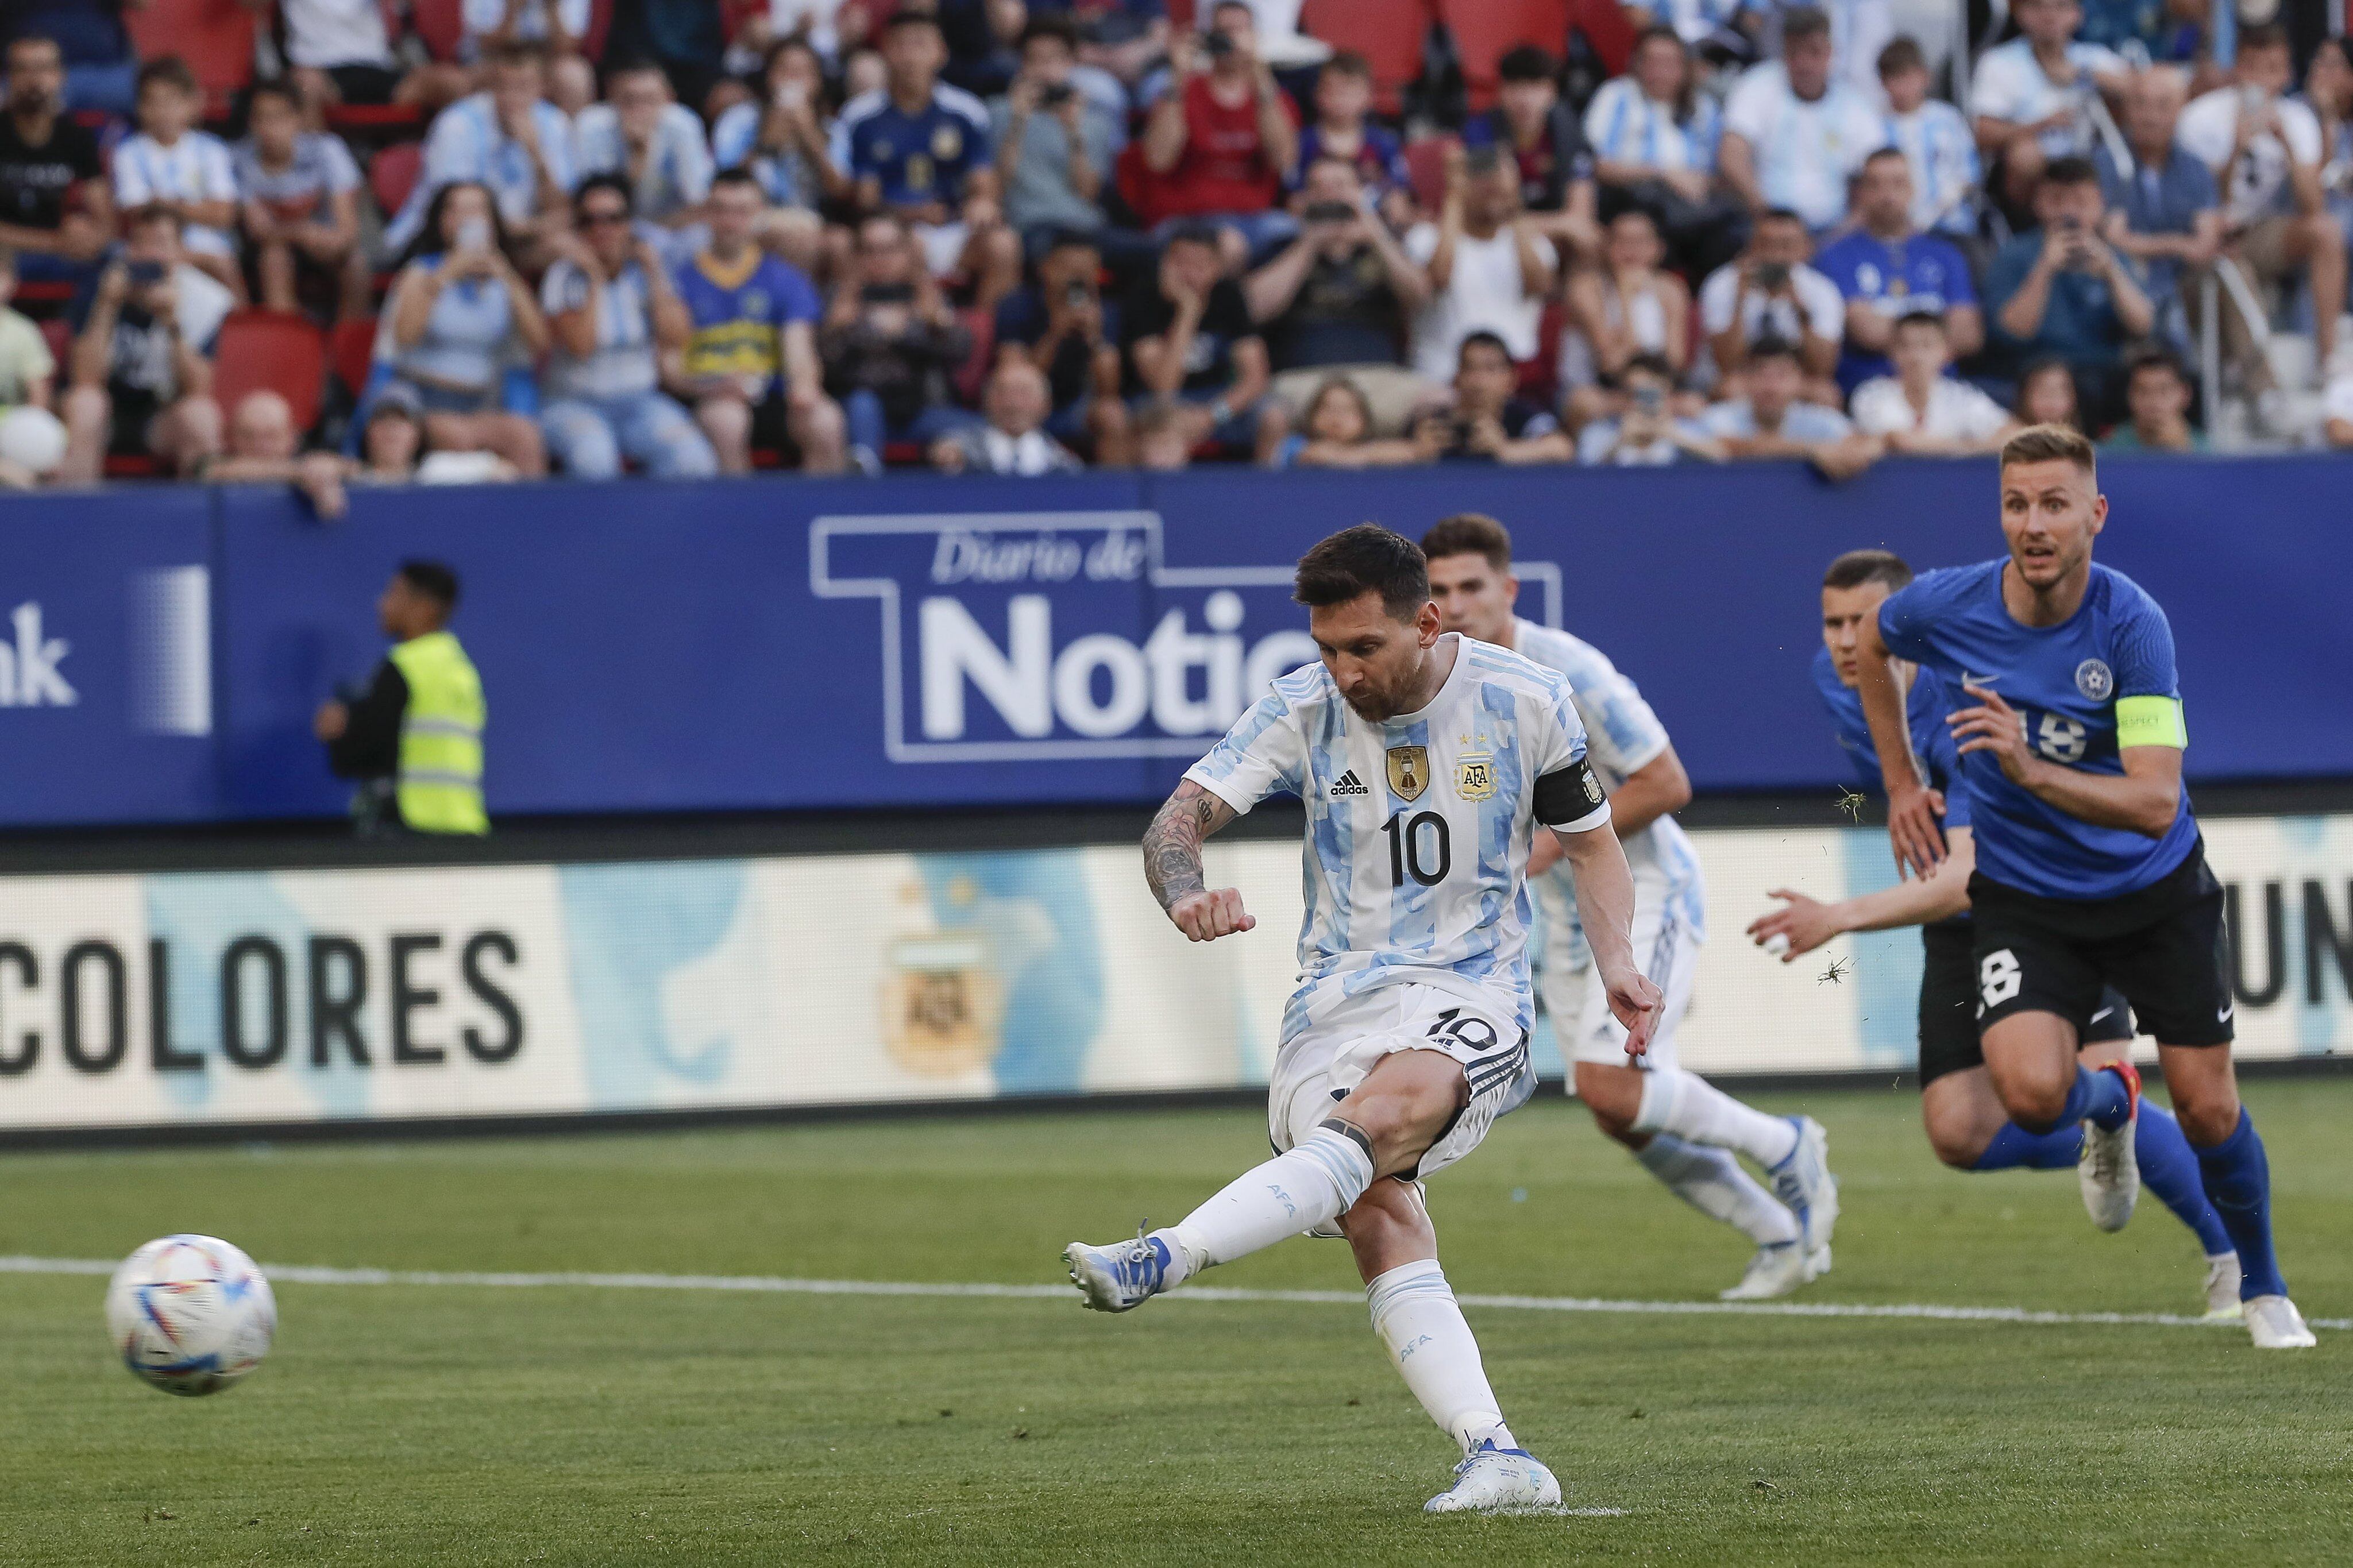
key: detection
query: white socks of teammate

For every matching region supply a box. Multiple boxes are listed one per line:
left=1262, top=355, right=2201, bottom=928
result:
left=1155, top=1126, right=1375, bottom=1288
left=1635, top=1134, right=1800, bottom=1247
left=1366, top=1259, right=1515, bottom=1456
left=1632, top=1069, right=1801, bottom=1171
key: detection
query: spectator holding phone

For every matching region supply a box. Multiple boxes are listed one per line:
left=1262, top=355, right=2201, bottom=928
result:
left=235, top=80, right=368, bottom=320
left=1407, top=329, right=1574, bottom=465
left=708, top=37, right=842, bottom=274
left=1699, top=206, right=1842, bottom=399
left=994, top=228, right=1130, bottom=464
left=1576, top=353, right=1723, bottom=465
left=1403, top=143, right=1554, bottom=384
left=376, top=180, right=551, bottom=478
left=1137, top=1, right=1301, bottom=258
left=58, top=205, right=230, bottom=482
left=1984, top=156, right=2154, bottom=417
left=820, top=212, right=981, bottom=470
left=1969, top=0, right=2127, bottom=210
left=993, top=14, right=1118, bottom=240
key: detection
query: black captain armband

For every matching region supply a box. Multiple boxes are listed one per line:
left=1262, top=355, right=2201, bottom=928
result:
left=1534, top=759, right=1611, bottom=829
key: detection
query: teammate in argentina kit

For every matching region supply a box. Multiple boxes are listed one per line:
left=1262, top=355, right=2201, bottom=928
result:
left=1423, top=516, right=1838, bottom=1304
left=1855, top=426, right=2311, bottom=1349
left=1748, top=551, right=2239, bottom=1319
left=1065, top=526, right=1664, bottom=1512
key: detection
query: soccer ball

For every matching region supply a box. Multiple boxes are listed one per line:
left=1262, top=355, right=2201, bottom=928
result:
left=104, top=1235, right=277, bottom=1396
left=0, top=404, right=68, bottom=478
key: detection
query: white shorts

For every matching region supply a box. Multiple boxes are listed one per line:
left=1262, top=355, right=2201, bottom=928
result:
left=1538, top=885, right=1701, bottom=1073
left=1267, top=982, right=1535, bottom=1200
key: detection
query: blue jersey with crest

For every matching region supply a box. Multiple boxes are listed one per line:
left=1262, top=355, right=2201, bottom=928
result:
left=1185, top=635, right=1606, bottom=1041
left=1811, top=647, right=1972, bottom=831
left=1876, top=560, right=2196, bottom=899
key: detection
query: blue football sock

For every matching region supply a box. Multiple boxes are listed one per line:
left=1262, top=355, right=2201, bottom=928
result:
left=2036, top=1065, right=2131, bottom=1135
left=2194, top=1110, right=2286, bottom=1300
left=1971, top=1121, right=2082, bottom=1171
left=2135, top=1102, right=2235, bottom=1258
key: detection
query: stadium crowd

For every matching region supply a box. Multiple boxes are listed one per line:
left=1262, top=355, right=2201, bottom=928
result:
left=6, top=0, right=2353, bottom=496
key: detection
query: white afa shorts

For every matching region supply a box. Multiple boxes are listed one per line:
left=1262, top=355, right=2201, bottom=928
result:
left=1538, top=887, right=1702, bottom=1073
left=1267, top=981, right=1536, bottom=1191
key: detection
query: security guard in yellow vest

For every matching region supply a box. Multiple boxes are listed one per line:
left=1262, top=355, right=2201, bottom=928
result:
left=314, top=560, right=488, bottom=835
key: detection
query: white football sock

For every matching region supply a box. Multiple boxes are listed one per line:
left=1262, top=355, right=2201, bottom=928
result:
left=1157, top=1125, right=1374, bottom=1287
left=1365, top=1258, right=1514, bottom=1455
left=1632, top=1069, right=1800, bottom=1169
left=1634, top=1133, right=1800, bottom=1247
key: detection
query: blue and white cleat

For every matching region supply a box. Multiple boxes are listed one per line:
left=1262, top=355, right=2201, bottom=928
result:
left=1425, top=1438, right=1563, bottom=1513
left=1063, top=1229, right=1172, bottom=1313
left=1766, top=1116, right=1839, bottom=1256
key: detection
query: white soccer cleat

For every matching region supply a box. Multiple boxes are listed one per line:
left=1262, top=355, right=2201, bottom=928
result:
left=1425, top=1439, right=1563, bottom=1514
left=1766, top=1117, right=1839, bottom=1256
left=1718, top=1240, right=1826, bottom=1301
left=1062, top=1229, right=1174, bottom=1314
left=2202, top=1253, right=2243, bottom=1323
left=2244, top=1294, right=2316, bottom=1350
left=2076, top=1063, right=2140, bottom=1233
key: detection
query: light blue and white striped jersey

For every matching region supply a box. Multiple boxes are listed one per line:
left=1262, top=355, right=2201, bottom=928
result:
left=1968, top=38, right=2123, bottom=159
left=1583, top=78, right=1721, bottom=174
left=1884, top=101, right=1979, bottom=236
left=1185, top=634, right=1607, bottom=1041
left=539, top=257, right=660, bottom=400
left=576, top=101, right=714, bottom=223
left=1512, top=620, right=1706, bottom=940
left=1721, top=61, right=1889, bottom=231
left=384, top=93, right=580, bottom=252
left=1633, top=0, right=1752, bottom=44
left=113, top=130, right=238, bottom=257
left=709, top=101, right=824, bottom=208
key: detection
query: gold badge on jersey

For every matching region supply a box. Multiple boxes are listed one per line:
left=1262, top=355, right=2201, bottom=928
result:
left=1387, top=746, right=1430, bottom=801
left=1455, top=751, right=1496, bottom=802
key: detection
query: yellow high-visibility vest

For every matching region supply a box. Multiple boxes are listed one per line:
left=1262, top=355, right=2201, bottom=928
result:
left=385, top=630, right=487, bottom=835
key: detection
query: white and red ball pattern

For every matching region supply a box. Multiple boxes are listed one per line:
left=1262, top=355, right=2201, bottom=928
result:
left=104, top=1235, right=277, bottom=1396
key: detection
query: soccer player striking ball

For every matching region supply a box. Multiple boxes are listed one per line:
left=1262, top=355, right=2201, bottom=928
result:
left=1749, top=549, right=2241, bottom=1319
left=1064, top=525, right=1665, bottom=1511
left=1852, top=425, right=2311, bottom=1349
left=1422, top=516, right=1838, bottom=1302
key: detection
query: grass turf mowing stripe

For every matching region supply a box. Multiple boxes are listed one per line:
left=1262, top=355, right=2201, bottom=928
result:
left=5, top=1254, right=2340, bottom=1331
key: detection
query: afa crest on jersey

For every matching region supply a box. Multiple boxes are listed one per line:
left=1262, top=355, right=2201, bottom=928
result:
left=1455, top=752, right=1496, bottom=801
left=1387, top=746, right=1429, bottom=801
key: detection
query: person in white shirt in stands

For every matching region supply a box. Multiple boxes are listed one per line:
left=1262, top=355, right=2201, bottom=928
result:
left=538, top=174, right=718, bottom=478
left=1806, top=0, right=1895, bottom=105
left=384, top=41, right=580, bottom=267
left=929, top=358, right=1081, bottom=474
left=2175, top=23, right=2345, bottom=379
left=1876, top=37, right=1978, bottom=246
left=463, top=0, right=597, bottom=115
left=1849, top=310, right=2018, bottom=454
left=1699, top=207, right=1843, bottom=400
left=576, top=58, right=715, bottom=269
left=1718, top=8, right=1885, bottom=234
left=235, top=80, right=368, bottom=318
left=1702, top=336, right=1877, bottom=478
left=1575, top=353, right=1725, bottom=465
left=280, top=0, right=469, bottom=122
left=1969, top=0, right=2127, bottom=210
left=113, top=58, right=243, bottom=300
left=1405, top=144, right=1552, bottom=384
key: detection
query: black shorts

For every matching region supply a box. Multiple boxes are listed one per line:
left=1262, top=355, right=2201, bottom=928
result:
left=323, top=63, right=402, bottom=105
left=1918, top=920, right=2134, bottom=1087
left=1966, top=839, right=2234, bottom=1048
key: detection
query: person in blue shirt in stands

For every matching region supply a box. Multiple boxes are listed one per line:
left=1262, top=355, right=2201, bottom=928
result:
left=1853, top=423, right=2313, bottom=1350
left=1814, top=147, right=1981, bottom=396
left=2092, top=68, right=2218, bottom=342
left=1982, top=157, right=2154, bottom=419
left=672, top=168, right=844, bottom=476
left=1749, top=548, right=2241, bottom=1323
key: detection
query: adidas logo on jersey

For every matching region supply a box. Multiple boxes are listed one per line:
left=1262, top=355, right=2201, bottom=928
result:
left=1329, top=770, right=1371, bottom=797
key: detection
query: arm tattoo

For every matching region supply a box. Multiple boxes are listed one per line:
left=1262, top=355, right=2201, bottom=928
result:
left=1143, top=782, right=1230, bottom=912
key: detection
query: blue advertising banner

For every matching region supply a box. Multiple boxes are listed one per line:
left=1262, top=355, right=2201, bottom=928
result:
left=7, top=454, right=2351, bottom=827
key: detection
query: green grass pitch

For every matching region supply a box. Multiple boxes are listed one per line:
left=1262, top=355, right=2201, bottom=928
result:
left=4, top=1078, right=2351, bottom=1565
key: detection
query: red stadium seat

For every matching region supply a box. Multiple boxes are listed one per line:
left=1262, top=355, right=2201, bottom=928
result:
left=583, top=0, right=615, bottom=60
left=1299, top=0, right=1431, bottom=118
left=124, top=0, right=257, bottom=106
left=329, top=318, right=379, bottom=400
left=38, top=316, right=72, bottom=371
left=1569, top=0, right=1635, bottom=78
left=1437, top=0, right=1571, bottom=114
left=1402, top=134, right=1457, bottom=215
left=412, top=0, right=466, bottom=63
left=213, top=311, right=329, bottom=435
left=370, top=141, right=425, bottom=220
left=325, top=103, right=426, bottom=135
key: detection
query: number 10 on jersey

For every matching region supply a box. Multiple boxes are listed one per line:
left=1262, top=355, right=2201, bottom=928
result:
left=1383, top=811, right=1452, bottom=886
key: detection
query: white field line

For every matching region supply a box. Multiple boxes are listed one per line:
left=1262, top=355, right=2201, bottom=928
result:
left=3, top=1254, right=2341, bottom=1332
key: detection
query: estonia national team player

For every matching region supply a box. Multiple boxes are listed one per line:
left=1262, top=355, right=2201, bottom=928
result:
left=1422, top=516, right=1839, bottom=1302
left=1853, top=424, right=2312, bottom=1349
left=1749, top=549, right=2241, bottom=1320
left=1064, top=525, right=1666, bottom=1510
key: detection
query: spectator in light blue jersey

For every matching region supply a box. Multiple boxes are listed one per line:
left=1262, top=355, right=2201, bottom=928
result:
left=1702, top=336, right=1876, bottom=478
left=1583, top=28, right=1735, bottom=277
left=574, top=58, right=715, bottom=269
left=1968, top=0, right=2128, bottom=211
left=538, top=174, right=718, bottom=479
left=1575, top=353, right=1723, bottom=465
left=384, top=41, right=578, bottom=265
left=1717, top=9, right=1885, bottom=234
left=236, top=78, right=368, bottom=319
left=708, top=37, right=842, bottom=278
left=1812, top=148, right=1981, bottom=395
left=1876, top=37, right=1978, bottom=244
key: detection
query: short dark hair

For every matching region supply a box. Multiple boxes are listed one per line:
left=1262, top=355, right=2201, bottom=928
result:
left=2125, top=346, right=2189, bottom=388
left=1892, top=308, right=1946, bottom=335
left=574, top=172, right=634, bottom=215
left=398, top=559, right=461, bottom=609
left=1758, top=206, right=1808, bottom=232
left=1782, top=6, right=1833, bottom=44
left=1163, top=219, right=1221, bottom=254
left=1622, top=352, right=1676, bottom=381
left=137, top=55, right=199, bottom=97
left=1322, top=49, right=1372, bottom=80
left=1863, top=145, right=1908, bottom=173
left=2239, top=20, right=2289, bottom=51
left=2041, top=155, right=2100, bottom=189
left=1020, top=13, right=1080, bottom=52
left=485, top=37, right=548, bottom=68
left=1294, top=526, right=1429, bottom=621
left=885, top=8, right=943, bottom=34
left=1877, top=36, right=1926, bottom=77
left=1823, top=549, right=1913, bottom=593
left=1748, top=334, right=1802, bottom=366
left=1456, top=330, right=1513, bottom=368
left=710, top=166, right=762, bottom=196
left=1497, top=44, right=1557, bottom=83
left=1421, top=514, right=1513, bottom=573
left=2001, top=422, right=2097, bottom=473
left=246, top=77, right=302, bottom=114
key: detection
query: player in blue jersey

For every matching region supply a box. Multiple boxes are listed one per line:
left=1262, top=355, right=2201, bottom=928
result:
left=1424, top=516, right=1840, bottom=1303
left=1065, top=526, right=1664, bottom=1511
left=1748, top=549, right=2241, bottom=1320
left=1852, top=425, right=2312, bottom=1349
